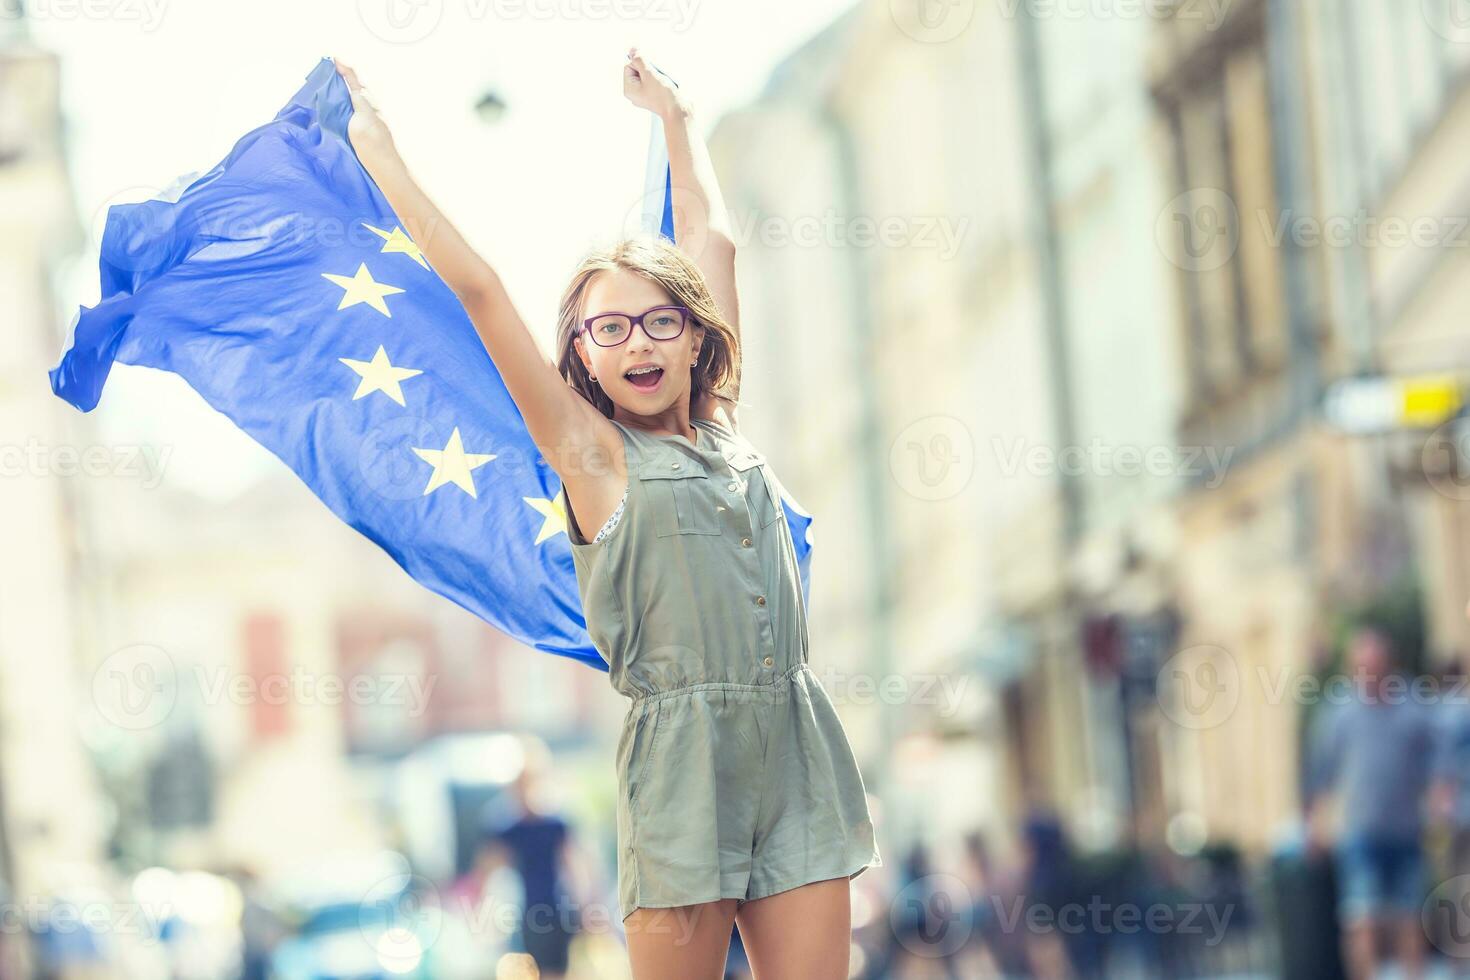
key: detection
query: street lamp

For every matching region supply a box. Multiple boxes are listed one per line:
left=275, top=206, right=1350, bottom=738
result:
left=474, top=87, right=507, bottom=126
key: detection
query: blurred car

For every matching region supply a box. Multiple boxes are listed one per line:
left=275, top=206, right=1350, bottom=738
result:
left=265, top=851, right=433, bottom=980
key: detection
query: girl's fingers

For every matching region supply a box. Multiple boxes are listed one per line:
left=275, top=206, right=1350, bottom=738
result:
left=335, top=59, right=363, bottom=91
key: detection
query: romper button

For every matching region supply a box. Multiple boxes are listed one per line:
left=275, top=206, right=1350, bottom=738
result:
left=756, top=595, right=766, bottom=606
left=762, top=656, right=774, bottom=667
left=671, top=462, right=681, bottom=469
left=727, top=482, right=738, bottom=491
left=742, top=537, right=752, bottom=547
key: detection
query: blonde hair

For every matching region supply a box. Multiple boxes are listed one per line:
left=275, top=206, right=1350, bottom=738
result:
left=554, top=238, right=740, bottom=417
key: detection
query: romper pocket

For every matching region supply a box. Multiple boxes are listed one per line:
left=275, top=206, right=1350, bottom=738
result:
left=625, top=700, right=665, bottom=818
left=638, top=458, right=721, bottom=537
left=728, top=449, right=783, bottom=528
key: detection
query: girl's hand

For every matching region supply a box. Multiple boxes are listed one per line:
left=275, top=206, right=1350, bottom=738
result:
left=623, top=47, right=688, bottom=119
left=334, top=58, right=398, bottom=164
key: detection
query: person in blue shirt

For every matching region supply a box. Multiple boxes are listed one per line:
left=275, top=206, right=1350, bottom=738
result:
left=478, top=759, right=584, bottom=980
left=1305, top=626, right=1439, bottom=980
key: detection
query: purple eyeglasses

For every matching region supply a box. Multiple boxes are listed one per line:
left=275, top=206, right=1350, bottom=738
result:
left=581, top=305, right=691, bottom=348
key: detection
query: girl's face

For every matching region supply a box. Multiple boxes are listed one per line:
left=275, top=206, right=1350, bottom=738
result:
left=575, top=268, right=703, bottom=412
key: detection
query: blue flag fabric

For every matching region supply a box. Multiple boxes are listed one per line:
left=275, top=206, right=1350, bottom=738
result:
left=49, top=57, right=814, bottom=671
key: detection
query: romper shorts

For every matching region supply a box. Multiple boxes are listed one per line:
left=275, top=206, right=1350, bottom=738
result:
left=615, top=663, right=880, bottom=920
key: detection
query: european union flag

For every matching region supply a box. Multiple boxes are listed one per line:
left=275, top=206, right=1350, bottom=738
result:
left=49, top=57, right=814, bottom=671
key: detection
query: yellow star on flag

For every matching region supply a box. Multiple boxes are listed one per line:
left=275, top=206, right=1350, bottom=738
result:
left=524, top=493, right=569, bottom=545
left=364, top=222, right=429, bottom=269
left=413, top=428, right=496, bottom=498
left=339, top=345, right=424, bottom=406
left=322, top=262, right=406, bottom=316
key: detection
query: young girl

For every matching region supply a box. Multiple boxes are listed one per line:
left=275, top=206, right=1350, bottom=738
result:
left=333, top=50, right=881, bottom=978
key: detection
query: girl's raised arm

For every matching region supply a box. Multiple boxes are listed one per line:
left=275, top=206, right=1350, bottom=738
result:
left=623, top=49, right=742, bottom=419
left=333, top=59, right=613, bottom=479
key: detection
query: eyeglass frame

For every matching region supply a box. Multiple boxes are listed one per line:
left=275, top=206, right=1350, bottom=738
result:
left=579, top=304, right=693, bottom=348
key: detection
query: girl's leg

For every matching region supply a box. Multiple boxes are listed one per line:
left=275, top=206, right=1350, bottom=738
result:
left=625, top=898, right=739, bottom=980
left=735, top=876, right=852, bottom=980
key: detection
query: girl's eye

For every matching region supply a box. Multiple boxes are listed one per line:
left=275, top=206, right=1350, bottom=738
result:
left=652, top=316, right=674, bottom=327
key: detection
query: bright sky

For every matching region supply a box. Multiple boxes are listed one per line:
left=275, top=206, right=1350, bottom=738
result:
left=33, top=0, right=856, bottom=497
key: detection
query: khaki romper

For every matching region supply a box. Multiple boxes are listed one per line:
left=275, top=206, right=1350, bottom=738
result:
left=565, top=415, right=882, bottom=920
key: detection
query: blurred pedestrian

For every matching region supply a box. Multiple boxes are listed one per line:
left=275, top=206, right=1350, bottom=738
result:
left=1305, top=625, right=1438, bottom=980
left=955, top=831, right=1002, bottom=977
left=1017, top=811, right=1076, bottom=980
left=869, top=842, right=965, bottom=979
left=227, top=866, right=283, bottom=980
left=478, top=746, right=583, bottom=980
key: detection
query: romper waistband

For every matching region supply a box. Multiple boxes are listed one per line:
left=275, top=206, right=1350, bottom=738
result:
left=625, top=662, right=811, bottom=705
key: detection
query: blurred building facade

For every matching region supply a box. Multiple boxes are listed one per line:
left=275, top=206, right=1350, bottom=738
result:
left=0, top=24, right=110, bottom=913
left=1147, top=0, right=1470, bottom=850
left=712, top=0, right=1470, bottom=869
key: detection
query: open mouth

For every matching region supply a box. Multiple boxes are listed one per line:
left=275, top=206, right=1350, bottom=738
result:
left=624, top=366, right=665, bottom=391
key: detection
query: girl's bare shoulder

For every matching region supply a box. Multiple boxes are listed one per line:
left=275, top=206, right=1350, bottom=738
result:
left=693, top=390, right=740, bottom=436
